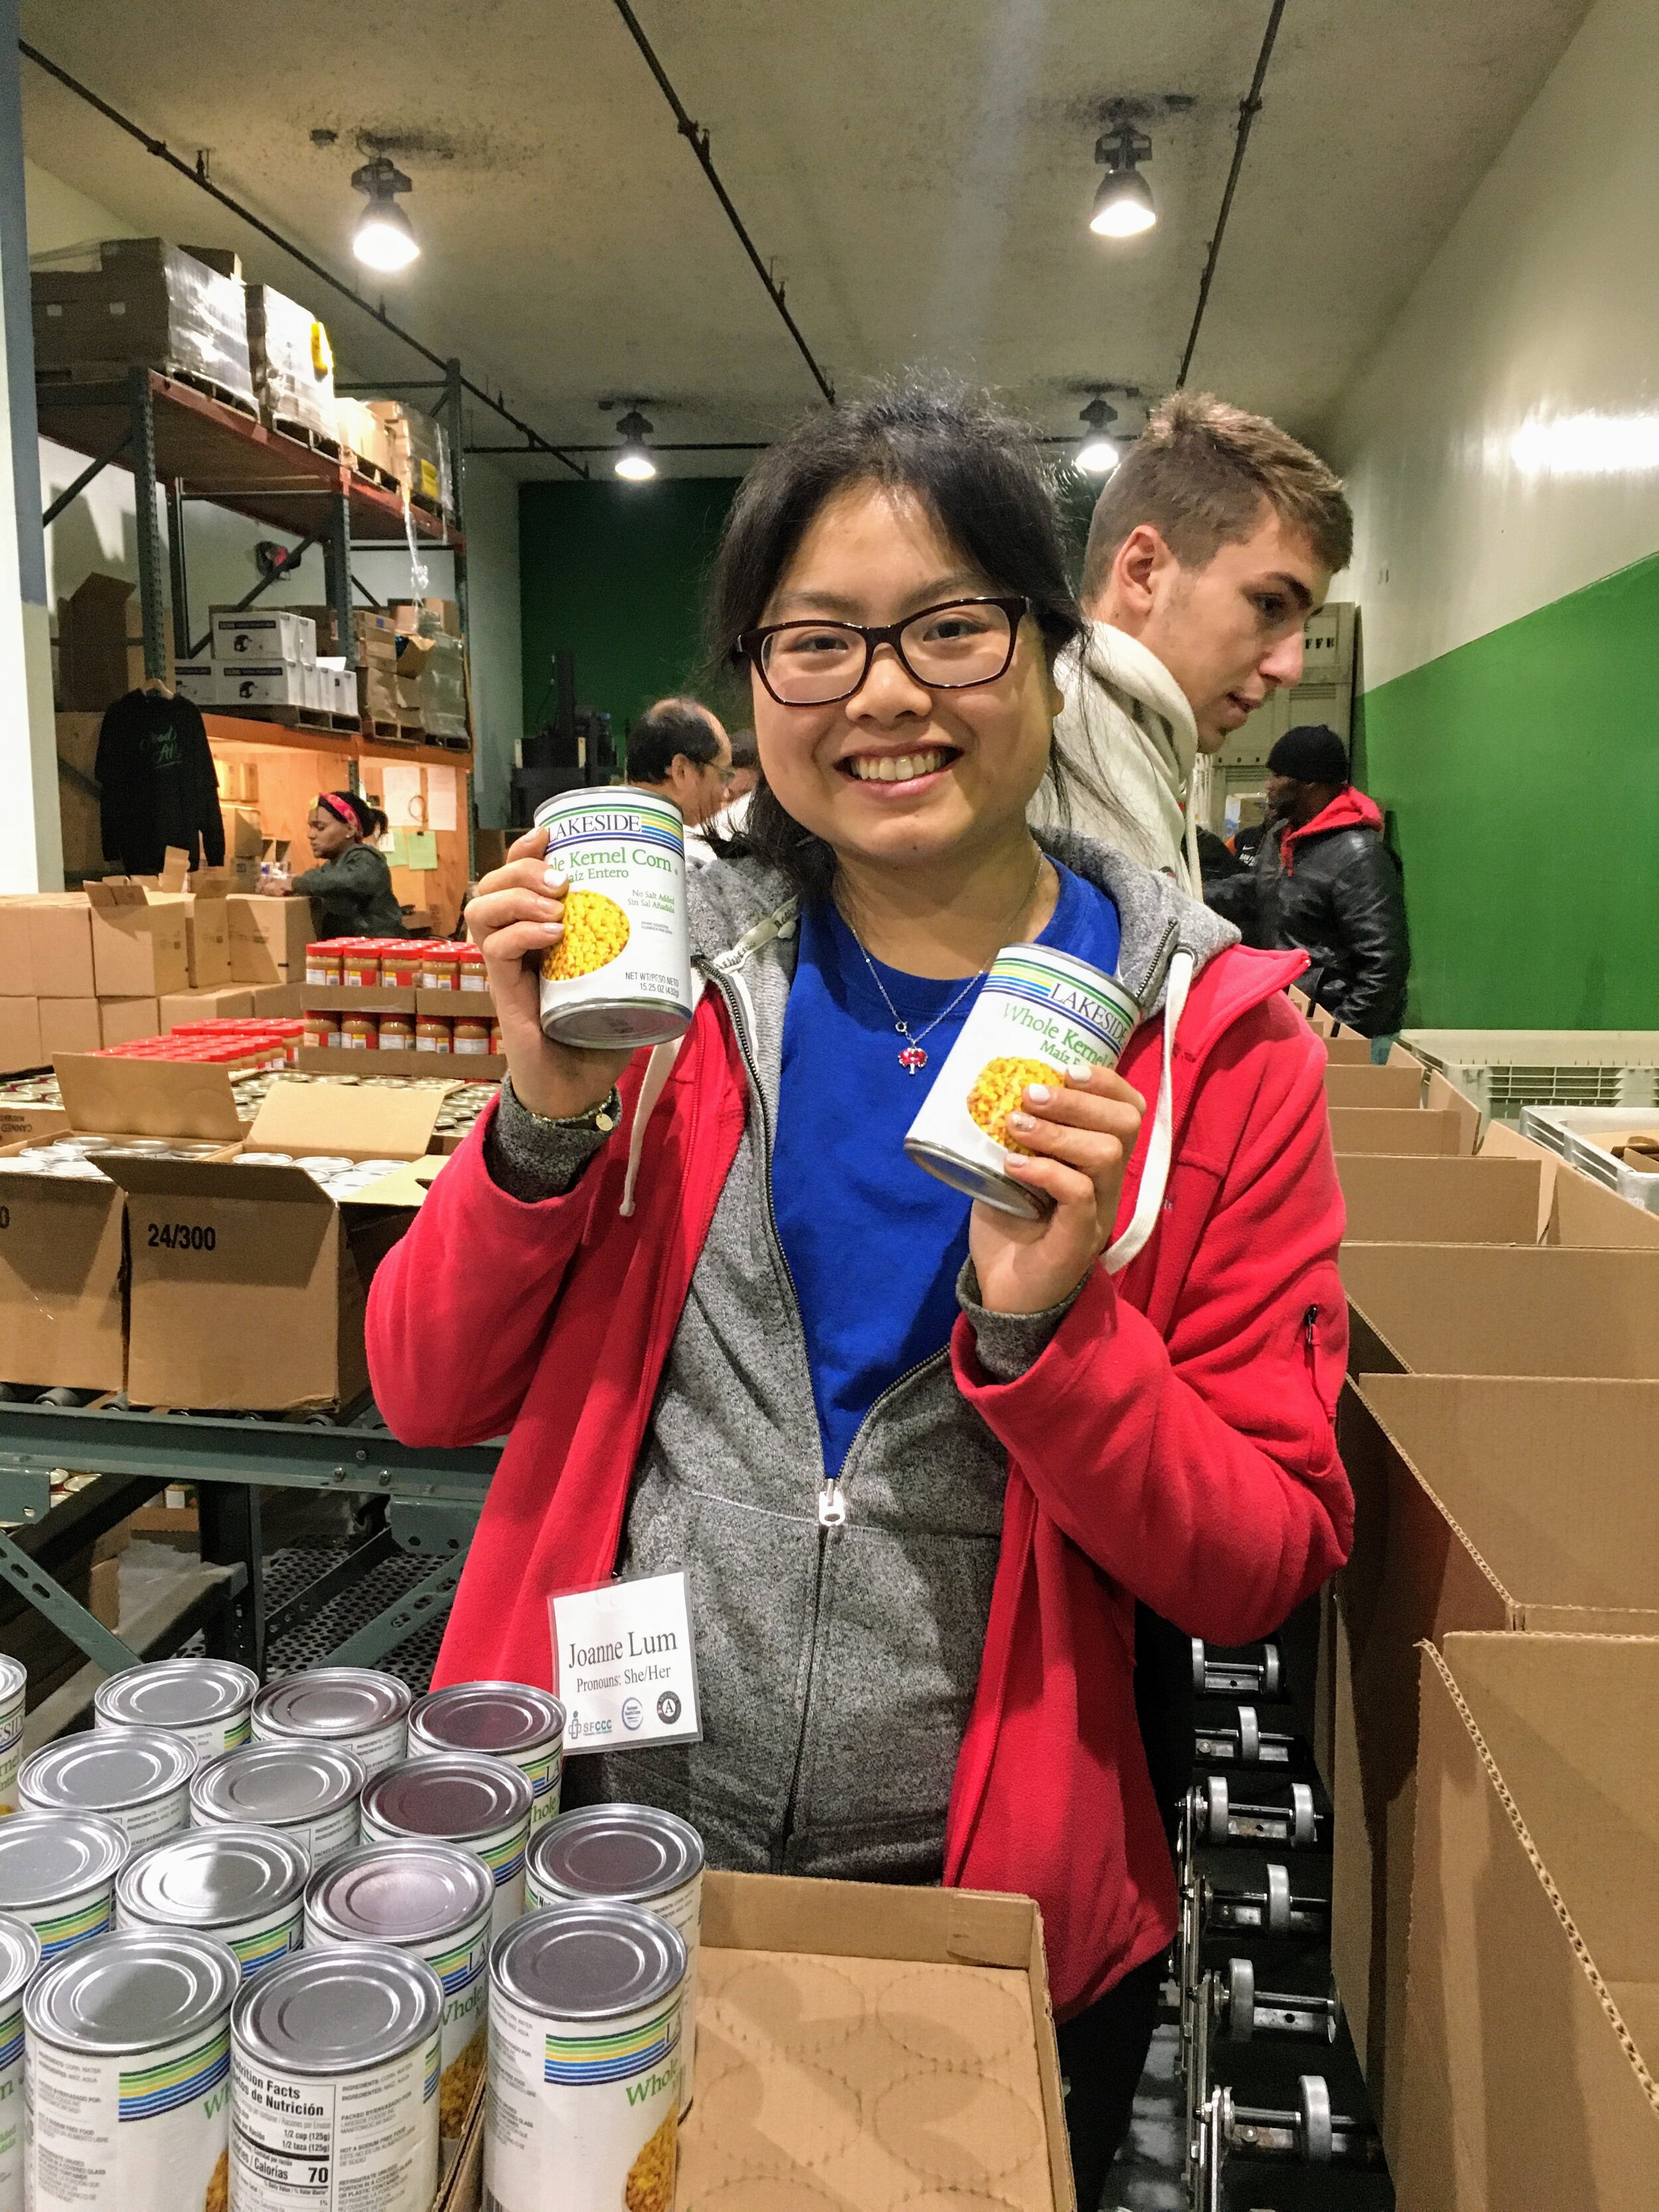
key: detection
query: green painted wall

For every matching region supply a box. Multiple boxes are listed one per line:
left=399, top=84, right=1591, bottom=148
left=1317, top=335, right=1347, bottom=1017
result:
left=1363, top=550, right=1659, bottom=1027
left=518, top=479, right=742, bottom=755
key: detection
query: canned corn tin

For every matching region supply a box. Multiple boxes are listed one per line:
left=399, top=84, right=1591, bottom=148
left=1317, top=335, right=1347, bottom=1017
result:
left=0, top=1813, right=124, bottom=1962
left=190, top=1743, right=364, bottom=1868
left=250, top=1668, right=411, bottom=1781
left=24, top=1927, right=238, bottom=2212
left=407, top=1681, right=565, bottom=1834
left=94, top=1659, right=258, bottom=1763
left=19, top=1729, right=195, bottom=1847
left=116, top=1827, right=307, bottom=1980
left=525, top=1803, right=703, bottom=2116
left=229, top=1945, right=442, bottom=2212
left=0, top=1913, right=36, bottom=2212
left=358, top=1754, right=531, bottom=1941
left=486, top=1903, right=686, bottom=2212
left=534, top=788, right=692, bottom=1048
left=303, top=1841, right=491, bottom=2140
left=903, top=942, right=1141, bottom=1219
left=0, top=1657, right=24, bottom=1814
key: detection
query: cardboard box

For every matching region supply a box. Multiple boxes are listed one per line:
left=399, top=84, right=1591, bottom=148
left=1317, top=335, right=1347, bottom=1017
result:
left=99, top=997, right=158, bottom=1047
left=157, top=989, right=255, bottom=1029
left=38, top=999, right=102, bottom=1057
left=439, top=1867, right=1072, bottom=2212
left=1336, top=1153, right=1542, bottom=1245
left=248, top=983, right=304, bottom=1017
left=11, top=901, right=96, bottom=999
left=1342, top=1242, right=1659, bottom=1376
left=228, top=896, right=313, bottom=984
left=96, top=1078, right=441, bottom=1412
left=1399, top=1634, right=1659, bottom=2209
left=174, top=661, right=216, bottom=706
left=1330, top=1107, right=1470, bottom=1157
left=1325, top=1061, right=1425, bottom=1110
left=1332, top=1374, right=1659, bottom=2160
left=0, top=1001, right=40, bottom=1076
left=54, top=571, right=174, bottom=711
left=54, top=711, right=106, bottom=877
left=184, top=877, right=234, bottom=988
left=86, top=883, right=189, bottom=998
left=213, top=610, right=315, bottom=666
left=216, top=662, right=307, bottom=710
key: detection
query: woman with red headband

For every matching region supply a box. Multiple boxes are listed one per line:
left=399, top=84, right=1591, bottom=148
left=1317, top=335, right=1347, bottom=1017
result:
left=289, top=789, right=405, bottom=938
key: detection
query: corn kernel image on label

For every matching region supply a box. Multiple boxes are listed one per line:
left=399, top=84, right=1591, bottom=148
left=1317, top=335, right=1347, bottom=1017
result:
left=534, top=788, right=693, bottom=1049
left=906, top=944, right=1140, bottom=1219
left=624, top=2109, right=677, bottom=2211
left=543, top=889, right=631, bottom=982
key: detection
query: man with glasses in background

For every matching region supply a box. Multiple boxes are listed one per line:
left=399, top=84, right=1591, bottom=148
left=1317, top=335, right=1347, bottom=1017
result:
left=626, top=696, right=734, bottom=826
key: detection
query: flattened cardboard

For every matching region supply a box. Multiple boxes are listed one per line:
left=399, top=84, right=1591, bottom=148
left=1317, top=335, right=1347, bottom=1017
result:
left=295, top=1048, right=505, bottom=1080
left=1337, top=1154, right=1540, bottom=1245
left=1324, top=1062, right=1425, bottom=1110
left=53, top=1056, right=248, bottom=1142
left=246, top=1079, right=444, bottom=1161
left=302, top=984, right=417, bottom=1013
left=1330, top=1107, right=1468, bottom=1156
left=1398, top=1635, right=1659, bottom=2209
left=1341, top=1242, right=1659, bottom=1376
left=1332, top=1376, right=1659, bottom=2162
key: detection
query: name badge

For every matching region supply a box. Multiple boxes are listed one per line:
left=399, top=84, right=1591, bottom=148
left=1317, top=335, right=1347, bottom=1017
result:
left=549, top=1572, right=703, bottom=1755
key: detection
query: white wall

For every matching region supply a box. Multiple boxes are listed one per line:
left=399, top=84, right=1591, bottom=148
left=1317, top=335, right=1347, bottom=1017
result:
left=1329, top=0, right=1659, bottom=689
left=25, top=157, right=522, bottom=799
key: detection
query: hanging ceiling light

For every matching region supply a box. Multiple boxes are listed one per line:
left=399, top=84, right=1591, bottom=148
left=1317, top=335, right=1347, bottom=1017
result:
left=1076, top=396, right=1121, bottom=475
left=1089, top=108, right=1155, bottom=239
left=352, top=155, right=419, bottom=271
left=613, top=406, right=658, bottom=481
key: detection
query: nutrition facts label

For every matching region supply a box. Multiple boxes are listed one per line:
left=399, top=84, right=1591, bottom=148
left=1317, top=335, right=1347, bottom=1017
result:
left=229, top=2038, right=439, bottom=2212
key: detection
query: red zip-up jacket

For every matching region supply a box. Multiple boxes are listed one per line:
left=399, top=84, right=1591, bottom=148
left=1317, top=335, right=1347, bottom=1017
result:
left=367, top=940, right=1351, bottom=2016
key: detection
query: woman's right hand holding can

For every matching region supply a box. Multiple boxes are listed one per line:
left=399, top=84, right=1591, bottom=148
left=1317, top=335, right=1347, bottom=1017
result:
left=465, top=828, right=637, bottom=1120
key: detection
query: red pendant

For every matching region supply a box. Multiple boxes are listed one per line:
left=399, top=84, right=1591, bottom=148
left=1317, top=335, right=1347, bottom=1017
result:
left=899, top=1044, right=928, bottom=1074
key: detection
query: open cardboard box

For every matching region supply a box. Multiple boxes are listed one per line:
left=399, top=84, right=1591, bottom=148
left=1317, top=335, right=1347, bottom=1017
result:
left=1325, top=1036, right=1422, bottom=1069
left=1331, top=1375, right=1659, bottom=2162
left=1329, top=1108, right=1470, bottom=1156
left=438, top=1868, right=1074, bottom=2212
left=1341, top=1242, right=1659, bottom=1376
left=1337, top=1153, right=1542, bottom=1245
left=1324, top=1061, right=1425, bottom=1110
left=1398, top=1633, right=1659, bottom=2209
left=1480, top=1115, right=1659, bottom=1248
left=91, top=1077, right=447, bottom=1412
left=85, top=880, right=190, bottom=997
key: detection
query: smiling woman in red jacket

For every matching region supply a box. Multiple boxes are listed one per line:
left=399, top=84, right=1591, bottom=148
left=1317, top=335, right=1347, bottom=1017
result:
left=366, top=378, right=1351, bottom=2195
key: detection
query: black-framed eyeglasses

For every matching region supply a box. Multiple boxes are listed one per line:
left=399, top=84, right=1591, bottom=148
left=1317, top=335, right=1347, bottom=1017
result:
left=738, top=596, right=1029, bottom=706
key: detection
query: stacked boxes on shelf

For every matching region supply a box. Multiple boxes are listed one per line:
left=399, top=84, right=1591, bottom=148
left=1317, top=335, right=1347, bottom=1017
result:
left=244, top=284, right=336, bottom=445
left=301, top=938, right=502, bottom=1076
left=355, top=608, right=414, bottom=727
left=31, top=237, right=255, bottom=407
left=366, top=399, right=453, bottom=514
left=190, top=610, right=355, bottom=719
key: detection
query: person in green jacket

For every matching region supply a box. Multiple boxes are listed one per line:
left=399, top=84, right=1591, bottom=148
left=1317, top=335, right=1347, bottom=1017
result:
left=289, top=790, right=406, bottom=938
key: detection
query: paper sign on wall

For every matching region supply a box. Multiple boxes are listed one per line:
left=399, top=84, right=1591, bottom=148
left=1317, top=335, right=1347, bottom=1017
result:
left=381, top=763, right=426, bottom=828
left=391, top=829, right=437, bottom=869
left=550, top=1572, right=702, bottom=1753
left=425, top=765, right=458, bottom=832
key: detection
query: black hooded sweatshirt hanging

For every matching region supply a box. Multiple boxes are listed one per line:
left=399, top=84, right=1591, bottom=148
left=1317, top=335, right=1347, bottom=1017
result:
left=95, top=689, right=226, bottom=875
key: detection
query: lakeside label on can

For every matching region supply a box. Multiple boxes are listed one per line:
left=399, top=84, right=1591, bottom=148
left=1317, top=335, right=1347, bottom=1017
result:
left=229, top=1947, right=442, bottom=2212
left=406, top=1681, right=565, bottom=1834
left=526, top=1804, right=704, bottom=2118
left=115, top=1827, right=307, bottom=1980
left=0, top=1814, right=125, bottom=1964
left=358, top=1754, right=532, bottom=1941
left=0, top=1659, right=25, bottom=1817
left=904, top=942, right=1141, bottom=1220
left=94, top=1659, right=257, bottom=1763
left=250, top=1668, right=411, bottom=1781
left=24, top=1928, right=239, bottom=2212
left=18, top=1730, right=195, bottom=1848
left=303, top=1841, right=492, bottom=2141
left=189, top=1743, right=364, bottom=1868
left=534, top=788, right=693, bottom=1048
left=486, top=1904, right=686, bottom=2212
left=0, top=1915, right=38, bottom=2212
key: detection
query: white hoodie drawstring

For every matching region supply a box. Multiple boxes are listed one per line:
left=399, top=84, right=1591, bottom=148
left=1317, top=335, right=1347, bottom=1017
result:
left=1104, top=948, right=1194, bottom=1274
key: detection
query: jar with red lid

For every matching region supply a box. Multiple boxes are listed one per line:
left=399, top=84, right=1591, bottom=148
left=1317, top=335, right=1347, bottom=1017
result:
left=455, top=946, right=488, bottom=993
left=379, top=1012, right=415, bottom=1051
left=415, top=1016, right=453, bottom=1055
left=381, top=946, right=421, bottom=988
left=303, top=1013, right=340, bottom=1051
left=453, top=1016, right=491, bottom=1056
left=342, top=944, right=382, bottom=988
left=306, top=943, right=342, bottom=986
left=340, top=1012, right=379, bottom=1049
left=419, top=945, right=457, bottom=990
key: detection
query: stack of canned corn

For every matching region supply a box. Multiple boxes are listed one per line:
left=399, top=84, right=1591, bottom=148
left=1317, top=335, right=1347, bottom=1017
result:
left=0, top=1655, right=699, bottom=2212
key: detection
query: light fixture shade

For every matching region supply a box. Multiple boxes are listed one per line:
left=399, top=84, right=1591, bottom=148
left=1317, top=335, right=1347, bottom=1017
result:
left=614, top=449, right=657, bottom=481
left=1090, top=166, right=1157, bottom=238
left=354, top=200, right=419, bottom=271
left=1076, top=437, right=1120, bottom=476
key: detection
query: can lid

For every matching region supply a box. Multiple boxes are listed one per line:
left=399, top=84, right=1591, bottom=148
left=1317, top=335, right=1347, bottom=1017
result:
left=0, top=1655, right=24, bottom=1704
left=0, top=1912, right=40, bottom=2006
left=252, top=1667, right=411, bottom=1742
left=361, top=1752, right=532, bottom=1842
left=492, top=1901, right=686, bottom=2021
left=408, top=1681, right=565, bottom=1759
left=21, top=1727, right=196, bottom=1814
left=528, top=1803, right=703, bottom=1905
left=232, top=1943, right=442, bottom=2073
left=94, top=1658, right=258, bottom=1733
left=119, top=1825, right=309, bottom=1929
left=0, top=1810, right=127, bottom=1905
left=27, top=1929, right=239, bottom=2053
left=305, top=1840, right=492, bottom=1946
left=192, top=1741, right=366, bottom=1824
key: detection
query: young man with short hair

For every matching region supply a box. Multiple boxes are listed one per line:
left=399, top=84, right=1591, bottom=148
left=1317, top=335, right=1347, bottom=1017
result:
left=1044, top=392, right=1354, bottom=896
left=626, top=696, right=733, bottom=826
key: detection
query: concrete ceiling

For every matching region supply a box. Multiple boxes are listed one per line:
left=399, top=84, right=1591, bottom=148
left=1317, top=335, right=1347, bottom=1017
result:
left=20, top=0, right=1594, bottom=478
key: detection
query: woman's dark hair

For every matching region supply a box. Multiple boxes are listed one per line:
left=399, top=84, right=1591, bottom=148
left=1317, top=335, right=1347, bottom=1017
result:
left=316, top=790, right=380, bottom=841
left=707, top=375, right=1086, bottom=903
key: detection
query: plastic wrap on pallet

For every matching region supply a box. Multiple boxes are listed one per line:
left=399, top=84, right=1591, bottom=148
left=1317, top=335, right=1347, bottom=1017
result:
left=335, top=395, right=401, bottom=480
left=32, top=239, right=255, bottom=406
left=245, top=284, right=336, bottom=444
left=366, top=399, right=454, bottom=515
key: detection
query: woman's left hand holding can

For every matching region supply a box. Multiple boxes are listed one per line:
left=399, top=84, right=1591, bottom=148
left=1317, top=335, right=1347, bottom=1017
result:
left=968, top=1065, right=1145, bottom=1316
left=465, top=829, right=638, bottom=1117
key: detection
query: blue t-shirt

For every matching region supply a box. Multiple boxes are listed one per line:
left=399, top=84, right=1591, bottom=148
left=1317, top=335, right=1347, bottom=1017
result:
left=772, top=862, right=1122, bottom=1479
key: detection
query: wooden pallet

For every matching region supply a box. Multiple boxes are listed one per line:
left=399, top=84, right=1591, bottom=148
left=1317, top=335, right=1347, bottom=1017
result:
left=365, top=717, right=429, bottom=745
left=224, top=703, right=362, bottom=736
left=346, top=455, right=400, bottom=495
left=270, top=416, right=343, bottom=461
left=37, top=361, right=262, bottom=422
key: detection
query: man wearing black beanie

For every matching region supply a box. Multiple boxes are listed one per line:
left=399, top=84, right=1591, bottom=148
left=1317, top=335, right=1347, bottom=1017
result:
left=1221, top=723, right=1409, bottom=1051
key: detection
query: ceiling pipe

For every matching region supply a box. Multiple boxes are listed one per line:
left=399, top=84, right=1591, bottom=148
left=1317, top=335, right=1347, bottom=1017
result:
left=1175, top=0, right=1288, bottom=390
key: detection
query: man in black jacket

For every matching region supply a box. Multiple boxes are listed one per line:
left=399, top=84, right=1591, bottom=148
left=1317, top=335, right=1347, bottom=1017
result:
left=1226, top=723, right=1409, bottom=1046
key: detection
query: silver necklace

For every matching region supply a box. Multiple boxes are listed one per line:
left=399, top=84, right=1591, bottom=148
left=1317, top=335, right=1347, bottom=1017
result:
left=839, top=849, right=1045, bottom=1074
